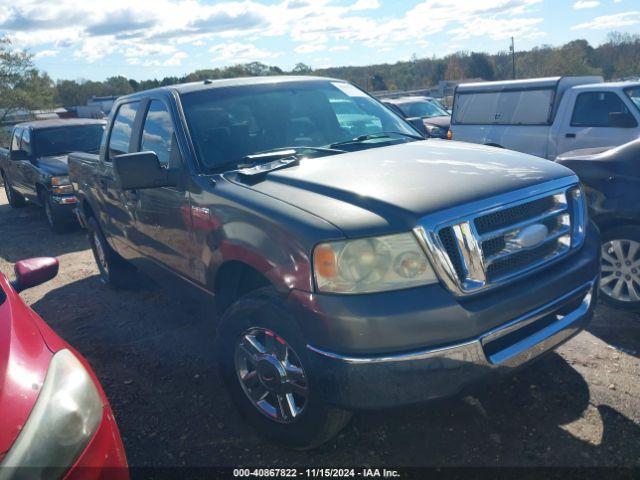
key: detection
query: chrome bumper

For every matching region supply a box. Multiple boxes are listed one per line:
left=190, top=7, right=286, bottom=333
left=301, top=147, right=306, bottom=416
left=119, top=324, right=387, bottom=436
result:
left=307, top=279, right=596, bottom=409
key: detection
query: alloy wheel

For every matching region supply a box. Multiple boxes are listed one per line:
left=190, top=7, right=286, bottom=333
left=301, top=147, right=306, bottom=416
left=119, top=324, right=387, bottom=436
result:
left=234, top=327, right=309, bottom=424
left=601, top=239, right=640, bottom=303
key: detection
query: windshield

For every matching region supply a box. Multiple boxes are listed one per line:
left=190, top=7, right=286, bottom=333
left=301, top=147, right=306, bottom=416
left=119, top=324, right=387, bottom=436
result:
left=34, top=124, right=105, bottom=157
left=398, top=100, right=449, bottom=119
left=180, top=80, right=418, bottom=171
left=625, top=87, right=640, bottom=111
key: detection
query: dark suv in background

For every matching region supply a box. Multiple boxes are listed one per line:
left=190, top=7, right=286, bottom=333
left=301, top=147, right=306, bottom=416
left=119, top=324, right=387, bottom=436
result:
left=382, top=96, right=451, bottom=138
left=0, top=119, right=105, bottom=231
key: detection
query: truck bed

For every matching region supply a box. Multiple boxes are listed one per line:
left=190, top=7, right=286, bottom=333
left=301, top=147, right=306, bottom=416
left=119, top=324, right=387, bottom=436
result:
left=68, top=151, right=100, bottom=192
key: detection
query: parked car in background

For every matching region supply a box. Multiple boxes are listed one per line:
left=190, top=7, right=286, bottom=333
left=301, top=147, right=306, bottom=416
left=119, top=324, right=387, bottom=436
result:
left=0, top=257, right=128, bottom=479
left=0, top=119, right=106, bottom=232
left=450, top=76, right=640, bottom=159
left=70, top=76, right=599, bottom=449
left=382, top=96, right=451, bottom=138
left=557, top=138, right=640, bottom=310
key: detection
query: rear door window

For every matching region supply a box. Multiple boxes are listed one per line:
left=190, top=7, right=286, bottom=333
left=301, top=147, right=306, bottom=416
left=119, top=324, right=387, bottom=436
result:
left=571, top=92, right=635, bottom=127
left=108, top=102, right=140, bottom=160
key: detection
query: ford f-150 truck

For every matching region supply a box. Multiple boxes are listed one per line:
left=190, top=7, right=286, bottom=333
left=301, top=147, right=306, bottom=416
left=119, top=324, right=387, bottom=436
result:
left=68, top=76, right=600, bottom=449
left=0, top=119, right=106, bottom=231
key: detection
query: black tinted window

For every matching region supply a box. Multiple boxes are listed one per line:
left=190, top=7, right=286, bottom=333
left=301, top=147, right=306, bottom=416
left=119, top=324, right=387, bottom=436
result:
left=34, top=125, right=104, bottom=157
left=571, top=92, right=632, bottom=127
left=141, top=101, right=174, bottom=166
left=108, top=102, right=140, bottom=160
left=180, top=80, right=414, bottom=170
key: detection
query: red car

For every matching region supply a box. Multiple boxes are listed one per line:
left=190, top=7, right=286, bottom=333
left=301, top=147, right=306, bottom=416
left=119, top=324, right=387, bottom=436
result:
left=0, top=257, right=128, bottom=479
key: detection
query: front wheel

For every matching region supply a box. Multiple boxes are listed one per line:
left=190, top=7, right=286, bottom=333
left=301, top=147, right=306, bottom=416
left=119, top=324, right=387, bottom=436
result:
left=87, top=217, right=137, bottom=289
left=2, top=172, right=26, bottom=208
left=600, top=226, right=640, bottom=311
left=217, top=288, right=352, bottom=449
left=42, top=192, right=68, bottom=233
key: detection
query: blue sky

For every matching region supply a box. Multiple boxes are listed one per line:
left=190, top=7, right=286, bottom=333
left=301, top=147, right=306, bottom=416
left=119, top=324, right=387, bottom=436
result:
left=0, top=0, right=638, bottom=81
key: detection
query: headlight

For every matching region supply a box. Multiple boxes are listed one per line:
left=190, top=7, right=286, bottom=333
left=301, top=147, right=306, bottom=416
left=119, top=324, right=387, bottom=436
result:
left=313, top=232, right=438, bottom=294
left=51, top=176, right=73, bottom=195
left=0, top=350, right=103, bottom=478
left=569, top=184, right=588, bottom=247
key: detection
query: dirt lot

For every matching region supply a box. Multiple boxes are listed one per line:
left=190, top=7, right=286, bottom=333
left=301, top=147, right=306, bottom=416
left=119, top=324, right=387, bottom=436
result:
left=1, top=186, right=639, bottom=469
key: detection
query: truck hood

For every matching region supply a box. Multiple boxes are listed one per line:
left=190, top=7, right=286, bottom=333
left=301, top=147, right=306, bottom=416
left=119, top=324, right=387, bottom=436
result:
left=228, top=140, right=575, bottom=237
left=34, top=155, right=69, bottom=176
left=0, top=274, right=52, bottom=457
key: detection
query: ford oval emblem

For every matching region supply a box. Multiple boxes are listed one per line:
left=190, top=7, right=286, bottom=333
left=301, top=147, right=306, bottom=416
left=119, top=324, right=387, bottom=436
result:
left=510, top=224, right=549, bottom=249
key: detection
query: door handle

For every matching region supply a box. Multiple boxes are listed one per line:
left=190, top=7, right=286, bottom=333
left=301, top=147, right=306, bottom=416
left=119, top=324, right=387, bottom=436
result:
left=565, top=133, right=576, bottom=138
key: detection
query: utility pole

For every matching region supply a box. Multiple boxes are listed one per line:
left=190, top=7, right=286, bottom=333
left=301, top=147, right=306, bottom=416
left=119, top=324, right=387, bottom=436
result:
left=510, top=37, right=516, bottom=79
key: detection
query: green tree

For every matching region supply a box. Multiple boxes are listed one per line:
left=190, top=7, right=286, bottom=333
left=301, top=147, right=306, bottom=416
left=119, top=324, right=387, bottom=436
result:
left=0, top=36, right=48, bottom=125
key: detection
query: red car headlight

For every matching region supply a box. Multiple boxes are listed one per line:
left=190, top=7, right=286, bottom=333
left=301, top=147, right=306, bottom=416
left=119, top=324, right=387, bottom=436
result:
left=0, top=350, right=103, bottom=478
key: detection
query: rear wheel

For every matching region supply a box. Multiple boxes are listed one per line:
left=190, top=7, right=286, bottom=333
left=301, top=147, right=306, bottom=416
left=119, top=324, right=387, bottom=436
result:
left=600, top=226, right=640, bottom=311
left=87, top=217, right=137, bottom=288
left=217, top=287, right=352, bottom=449
left=2, top=172, right=26, bottom=208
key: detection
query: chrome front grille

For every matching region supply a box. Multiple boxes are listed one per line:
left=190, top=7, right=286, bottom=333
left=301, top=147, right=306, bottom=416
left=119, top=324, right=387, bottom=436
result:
left=415, top=178, right=587, bottom=296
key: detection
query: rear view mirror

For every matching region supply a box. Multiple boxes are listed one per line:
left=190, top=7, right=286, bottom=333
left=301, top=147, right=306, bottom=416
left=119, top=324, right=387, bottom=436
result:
left=10, top=150, right=28, bottom=161
left=113, top=151, right=178, bottom=190
left=13, top=257, right=59, bottom=292
left=609, top=112, right=638, bottom=128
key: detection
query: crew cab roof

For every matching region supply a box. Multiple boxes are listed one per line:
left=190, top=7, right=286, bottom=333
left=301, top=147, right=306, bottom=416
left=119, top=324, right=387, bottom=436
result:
left=14, top=118, right=106, bottom=130
left=119, top=75, right=344, bottom=100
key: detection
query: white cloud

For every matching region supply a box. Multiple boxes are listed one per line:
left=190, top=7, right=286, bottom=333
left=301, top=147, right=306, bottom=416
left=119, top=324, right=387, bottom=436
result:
left=573, top=0, right=600, bottom=9
left=0, top=0, right=550, bottom=70
left=209, top=42, right=281, bottom=62
left=294, top=43, right=326, bottom=53
left=34, top=49, right=58, bottom=58
left=572, top=11, right=640, bottom=30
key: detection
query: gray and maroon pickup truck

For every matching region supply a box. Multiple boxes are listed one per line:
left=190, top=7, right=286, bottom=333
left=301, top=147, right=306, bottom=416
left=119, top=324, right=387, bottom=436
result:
left=0, top=119, right=105, bottom=231
left=68, top=76, right=600, bottom=448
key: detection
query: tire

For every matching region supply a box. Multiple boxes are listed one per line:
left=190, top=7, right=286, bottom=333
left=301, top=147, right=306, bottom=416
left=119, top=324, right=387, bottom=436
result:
left=599, top=225, right=640, bottom=311
left=1, top=172, right=26, bottom=208
left=86, top=216, right=137, bottom=289
left=41, top=191, right=68, bottom=233
left=217, top=287, right=352, bottom=449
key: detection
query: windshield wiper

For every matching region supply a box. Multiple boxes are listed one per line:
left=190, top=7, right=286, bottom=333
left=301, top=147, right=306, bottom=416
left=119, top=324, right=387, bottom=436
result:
left=329, top=131, right=423, bottom=148
left=234, top=146, right=346, bottom=176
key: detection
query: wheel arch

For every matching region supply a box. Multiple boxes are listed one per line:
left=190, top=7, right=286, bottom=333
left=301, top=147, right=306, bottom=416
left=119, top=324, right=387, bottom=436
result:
left=212, top=260, right=273, bottom=315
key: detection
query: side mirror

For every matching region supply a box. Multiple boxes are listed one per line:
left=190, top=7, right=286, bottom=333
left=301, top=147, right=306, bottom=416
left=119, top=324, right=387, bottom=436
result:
left=13, top=257, right=59, bottom=292
left=609, top=112, right=638, bottom=129
left=113, top=151, right=178, bottom=190
left=11, top=150, right=28, bottom=161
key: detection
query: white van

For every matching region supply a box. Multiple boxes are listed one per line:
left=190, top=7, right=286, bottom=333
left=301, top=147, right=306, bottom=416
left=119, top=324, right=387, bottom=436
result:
left=450, top=76, right=640, bottom=159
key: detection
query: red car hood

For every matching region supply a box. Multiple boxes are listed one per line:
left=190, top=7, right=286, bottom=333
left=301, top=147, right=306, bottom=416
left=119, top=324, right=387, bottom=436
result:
left=0, top=273, right=53, bottom=457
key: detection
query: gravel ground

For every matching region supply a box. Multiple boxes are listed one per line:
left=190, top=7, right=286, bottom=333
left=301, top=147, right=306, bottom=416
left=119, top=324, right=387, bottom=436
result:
left=1, top=185, right=639, bottom=469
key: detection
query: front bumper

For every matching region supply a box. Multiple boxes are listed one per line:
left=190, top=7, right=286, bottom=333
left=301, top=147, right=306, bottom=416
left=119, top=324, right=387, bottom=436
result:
left=306, top=279, right=596, bottom=409
left=293, top=223, right=600, bottom=409
left=65, top=406, right=129, bottom=480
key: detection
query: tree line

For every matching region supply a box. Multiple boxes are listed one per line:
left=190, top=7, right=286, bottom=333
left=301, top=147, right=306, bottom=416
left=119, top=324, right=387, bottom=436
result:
left=2, top=32, right=639, bottom=119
